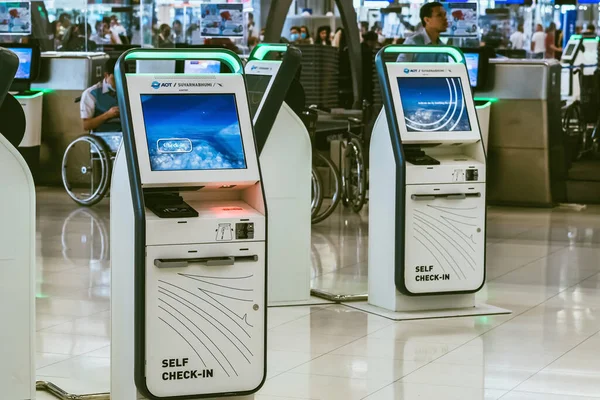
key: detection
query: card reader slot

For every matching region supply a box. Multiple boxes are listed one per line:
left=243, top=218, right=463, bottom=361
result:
left=411, top=192, right=481, bottom=201
left=154, top=255, right=258, bottom=268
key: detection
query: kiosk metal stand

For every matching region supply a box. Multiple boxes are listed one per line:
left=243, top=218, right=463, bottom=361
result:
left=245, top=44, right=315, bottom=306
left=0, top=47, right=36, bottom=400
left=348, top=46, right=508, bottom=320
left=111, top=49, right=266, bottom=400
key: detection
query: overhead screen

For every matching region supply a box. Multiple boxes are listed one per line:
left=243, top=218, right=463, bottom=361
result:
left=183, top=60, right=221, bottom=74
left=463, top=53, right=479, bottom=88
left=140, top=93, right=247, bottom=171
left=7, top=47, right=32, bottom=79
left=245, top=74, right=272, bottom=118
left=396, top=77, right=472, bottom=132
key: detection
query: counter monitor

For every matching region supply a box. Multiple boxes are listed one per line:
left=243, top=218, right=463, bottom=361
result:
left=396, top=77, right=472, bottom=132
left=140, top=93, right=247, bottom=171
left=464, top=52, right=479, bottom=88
left=6, top=47, right=32, bottom=80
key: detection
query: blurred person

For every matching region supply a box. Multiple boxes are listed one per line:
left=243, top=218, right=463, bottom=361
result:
left=509, top=24, right=525, bottom=49
left=545, top=22, right=561, bottom=59
left=50, top=20, right=63, bottom=49
left=361, top=31, right=379, bottom=104
left=248, top=36, right=259, bottom=52
left=156, top=24, right=173, bottom=48
left=575, top=26, right=582, bottom=35
left=315, top=26, right=331, bottom=45
left=80, top=58, right=120, bottom=132
left=300, top=25, right=314, bottom=44
left=91, top=20, right=116, bottom=45
left=61, top=22, right=97, bottom=51
left=289, top=26, right=301, bottom=42
left=110, top=15, right=126, bottom=42
left=483, top=24, right=503, bottom=49
left=332, top=27, right=346, bottom=48
left=531, top=24, right=546, bottom=59
left=397, top=2, right=448, bottom=62
left=58, top=13, right=71, bottom=36
left=584, top=24, right=596, bottom=37
left=259, top=28, right=265, bottom=42
left=172, top=19, right=184, bottom=43
left=247, top=12, right=256, bottom=37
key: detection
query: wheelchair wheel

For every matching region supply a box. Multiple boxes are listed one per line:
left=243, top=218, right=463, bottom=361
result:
left=341, top=138, right=367, bottom=213
left=62, top=134, right=111, bottom=207
left=311, top=167, right=323, bottom=219
left=311, top=152, right=341, bottom=224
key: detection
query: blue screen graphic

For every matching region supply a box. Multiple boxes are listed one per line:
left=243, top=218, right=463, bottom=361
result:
left=140, top=94, right=247, bottom=171
left=397, top=77, right=471, bottom=132
left=464, top=53, right=479, bottom=87
left=8, top=47, right=32, bottom=79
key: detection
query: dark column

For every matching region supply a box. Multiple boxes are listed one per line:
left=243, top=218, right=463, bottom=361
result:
left=264, top=0, right=294, bottom=42
left=335, top=0, right=362, bottom=108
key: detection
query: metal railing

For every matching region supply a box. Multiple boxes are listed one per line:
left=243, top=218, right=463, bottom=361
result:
left=36, top=381, right=110, bottom=400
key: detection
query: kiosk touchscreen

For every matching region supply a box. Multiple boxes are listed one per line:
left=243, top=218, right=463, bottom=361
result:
left=244, top=44, right=311, bottom=305
left=561, top=35, right=584, bottom=98
left=111, top=49, right=266, bottom=400
left=370, top=47, right=486, bottom=312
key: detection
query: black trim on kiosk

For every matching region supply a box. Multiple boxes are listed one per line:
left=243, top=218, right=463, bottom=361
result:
left=114, top=48, right=268, bottom=399
left=247, top=44, right=302, bottom=154
left=375, top=45, right=487, bottom=296
left=460, top=47, right=492, bottom=92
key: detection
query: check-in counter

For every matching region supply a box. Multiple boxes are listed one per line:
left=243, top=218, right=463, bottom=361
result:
left=476, top=59, right=567, bottom=206
left=32, top=52, right=109, bottom=185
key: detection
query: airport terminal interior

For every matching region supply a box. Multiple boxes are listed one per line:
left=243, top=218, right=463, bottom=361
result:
left=1, top=0, right=600, bottom=399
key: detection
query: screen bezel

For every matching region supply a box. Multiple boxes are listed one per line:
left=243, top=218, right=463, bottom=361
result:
left=126, top=73, right=260, bottom=186
left=387, top=63, right=481, bottom=144
left=244, top=60, right=281, bottom=123
left=561, top=37, right=582, bottom=62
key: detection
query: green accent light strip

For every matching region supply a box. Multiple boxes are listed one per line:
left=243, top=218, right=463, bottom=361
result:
left=14, top=91, right=44, bottom=99
left=571, top=34, right=582, bottom=39
left=124, top=51, right=243, bottom=74
left=583, top=37, right=600, bottom=42
left=252, top=44, right=288, bottom=60
left=383, top=45, right=464, bottom=63
left=474, top=97, right=498, bottom=103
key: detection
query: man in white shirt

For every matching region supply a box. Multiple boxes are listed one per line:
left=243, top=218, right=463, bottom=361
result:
left=509, top=24, right=525, bottom=50
left=531, top=24, right=546, bottom=58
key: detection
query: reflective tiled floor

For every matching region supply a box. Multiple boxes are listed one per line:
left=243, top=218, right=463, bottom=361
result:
left=34, top=188, right=600, bottom=399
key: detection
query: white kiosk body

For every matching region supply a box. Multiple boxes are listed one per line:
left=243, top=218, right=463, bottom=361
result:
left=369, top=55, right=486, bottom=312
left=245, top=47, right=312, bottom=305
left=111, top=50, right=266, bottom=399
left=0, top=47, right=36, bottom=400
left=0, top=130, right=36, bottom=400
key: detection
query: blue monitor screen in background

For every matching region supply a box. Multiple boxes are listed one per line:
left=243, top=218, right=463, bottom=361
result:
left=184, top=60, right=221, bottom=74
left=8, top=47, right=32, bottom=79
left=464, top=53, right=479, bottom=87
left=140, top=94, right=247, bottom=171
left=397, top=77, right=472, bottom=132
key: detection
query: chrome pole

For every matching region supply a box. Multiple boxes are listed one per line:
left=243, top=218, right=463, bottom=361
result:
left=36, top=380, right=110, bottom=400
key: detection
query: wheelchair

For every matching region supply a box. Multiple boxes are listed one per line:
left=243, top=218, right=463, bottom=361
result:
left=61, top=96, right=122, bottom=206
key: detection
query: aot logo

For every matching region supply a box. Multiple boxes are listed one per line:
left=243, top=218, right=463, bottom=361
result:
left=250, top=65, right=258, bottom=71
left=151, top=81, right=160, bottom=89
left=404, top=68, right=418, bottom=74
left=404, top=68, right=410, bottom=74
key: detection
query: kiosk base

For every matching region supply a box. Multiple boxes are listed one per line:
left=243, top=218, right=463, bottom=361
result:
left=345, top=301, right=510, bottom=321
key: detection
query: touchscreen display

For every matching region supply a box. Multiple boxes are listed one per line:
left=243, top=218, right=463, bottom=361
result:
left=246, top=74, right=272, bottom=118
left=564, top=43, right=577, bottom=57
left=140, top=94, right=247, bottom=171
left=184, top=60, right=221, bottom=74
left=464, top=53, right=479, bottom=88
left=8, top=47, right=32, bottom=79
left=397, top=77, right=472, bottom=132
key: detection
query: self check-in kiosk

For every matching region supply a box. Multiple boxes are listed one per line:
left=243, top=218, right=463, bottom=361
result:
left=561, top=35, right=598, bottom=99
left=245, top=44, right=313, bottom=305
left=111, top=49, right=266, bottom=399
left=369, top=46, right=486, bottom=312
left=0, top=47, right=36, bottom=400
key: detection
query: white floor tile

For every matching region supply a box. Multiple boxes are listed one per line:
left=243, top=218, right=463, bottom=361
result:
left=363, top=382, right=507, bottom=400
